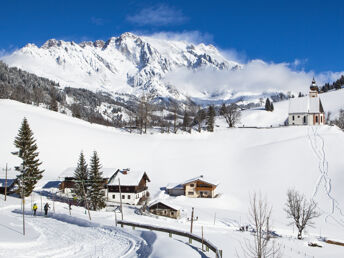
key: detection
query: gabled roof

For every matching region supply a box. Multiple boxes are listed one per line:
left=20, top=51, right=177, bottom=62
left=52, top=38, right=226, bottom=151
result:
left=0, top=179, right=16, bottom=187
left=59, top=167, right=117, bottom=179
left=107, top=170, right=150, bottom=186
left=148, top=200, right=181, bottom=211
left=182, top=175, right=219, bottom=186
left=288, top=96, right=324, bottom=114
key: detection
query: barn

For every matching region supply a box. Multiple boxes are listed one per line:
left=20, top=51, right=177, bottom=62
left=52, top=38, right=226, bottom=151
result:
left=148, top=200, right=180, bottom=219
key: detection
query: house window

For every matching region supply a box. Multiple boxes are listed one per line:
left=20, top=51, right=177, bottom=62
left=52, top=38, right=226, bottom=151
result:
left=321, top=116, right=323, bottom=123
left=190, top=184, right=195, bottom=187
left=128, top=195, right=131, bottom=199
left=316, top=116, right=319, bottom=123
left=188, top=191, right=194, bottom=195
left=292, top=115, right=295, bottom=121
left=122, top=195, right=125, bottom=199
left=297, top=115, right=300, bottom=118
left=171, top=212, right=174, bottom=216
left=303, top=116, right=306, bottom=124
left=112, top=194, right=115, bottom=199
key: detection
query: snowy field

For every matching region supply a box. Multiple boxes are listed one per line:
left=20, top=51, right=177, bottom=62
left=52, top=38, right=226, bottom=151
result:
left=1, top=90, right=344, bottom=257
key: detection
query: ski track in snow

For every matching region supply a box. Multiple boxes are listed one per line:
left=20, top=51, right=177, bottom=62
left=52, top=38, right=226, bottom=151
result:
left=307, top=126, right=344, bottom=226
left=0, top=209, right=148, bottom=258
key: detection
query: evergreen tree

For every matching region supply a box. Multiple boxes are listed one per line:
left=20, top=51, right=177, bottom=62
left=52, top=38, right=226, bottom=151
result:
left=88, top=151, right=106, bottom=211
left=13, top=117, right=44, bottom=197
left=207, top=105, right=216, bottom=132
left=73, top=151, right=88, bottom=202
left=270, top=102, right=274, bottom=112
left=265, top=98, right=271, bottom=111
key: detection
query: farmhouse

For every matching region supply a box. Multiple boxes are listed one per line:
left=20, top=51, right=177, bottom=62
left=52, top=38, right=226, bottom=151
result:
left=106, top=169, right=150, bottom=205
left=148, top=200, right=180, bottom=219
left=0, top=178, right=17, bottom=194
left=166, top=175, right=218, bottom=198
left=59, top=167, right=116, bottom=198
left=288, top=78, right=325, bottom=126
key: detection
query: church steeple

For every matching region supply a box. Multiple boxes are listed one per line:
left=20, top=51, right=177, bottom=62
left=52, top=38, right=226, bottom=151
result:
left=309, top=77, right=318, bottom=97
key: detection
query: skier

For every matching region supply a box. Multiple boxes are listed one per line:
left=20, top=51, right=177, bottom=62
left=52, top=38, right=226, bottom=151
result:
left=44, top=203, right=50, bottom=216
left=32, top=203, right=38, bottom=216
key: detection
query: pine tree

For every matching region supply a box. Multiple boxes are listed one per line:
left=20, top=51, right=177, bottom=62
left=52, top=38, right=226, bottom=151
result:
left=270, top=102, right=274, bottom=112
left=207, top=105, right=216, bottom=132
left=265, top=98, right=271, bottom=111
left=13, top=117, right=44, bottom=197
left=88, top=151, right=106, bottom=211
left=73, top=151, right=88, bottom=203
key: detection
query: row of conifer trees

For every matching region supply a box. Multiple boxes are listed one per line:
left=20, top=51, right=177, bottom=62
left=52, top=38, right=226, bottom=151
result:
left=73, top=151, right=106, bottom=211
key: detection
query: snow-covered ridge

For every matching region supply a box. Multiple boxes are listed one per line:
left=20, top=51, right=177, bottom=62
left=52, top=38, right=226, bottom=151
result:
left=2, top=32, right=242, bottom=102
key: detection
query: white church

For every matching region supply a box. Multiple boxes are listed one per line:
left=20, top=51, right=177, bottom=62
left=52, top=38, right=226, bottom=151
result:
left=288, top=78, right=325, bottom=126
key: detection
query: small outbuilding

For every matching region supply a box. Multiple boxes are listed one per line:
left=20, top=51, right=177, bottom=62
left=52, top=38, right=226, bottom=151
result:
left=148, top=200, right=180, bottom=219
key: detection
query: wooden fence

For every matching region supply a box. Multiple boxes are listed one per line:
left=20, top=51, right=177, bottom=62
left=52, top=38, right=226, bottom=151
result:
left=118, top=220, right=222, bottom=258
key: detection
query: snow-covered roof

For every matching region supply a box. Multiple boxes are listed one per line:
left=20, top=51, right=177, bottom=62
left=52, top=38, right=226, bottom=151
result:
left=182, top=175, right=219, bottom=186
left=107, top=170, right=150, bottom=186
left=0, top=179, right=16, bottom=187
left=59, top=167, right=117, bottom=179
left=148, top=200, right=181, bottom=211
left=288, top=96, right=324, bottom=114
left=166, top=183, right=184, bottom=190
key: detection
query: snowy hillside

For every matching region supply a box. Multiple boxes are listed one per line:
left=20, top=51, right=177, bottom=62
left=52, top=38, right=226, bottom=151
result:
left=2, top=32, right=241, bottom=102
left=1, top=92, right=344, bottom=257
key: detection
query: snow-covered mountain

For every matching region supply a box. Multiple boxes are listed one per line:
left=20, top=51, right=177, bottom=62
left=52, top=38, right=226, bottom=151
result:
left=3, top=32, right=242, bottom=102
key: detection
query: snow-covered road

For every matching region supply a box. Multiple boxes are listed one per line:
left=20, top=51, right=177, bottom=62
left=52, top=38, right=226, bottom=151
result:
left=0, top=204, right=147, bottom=258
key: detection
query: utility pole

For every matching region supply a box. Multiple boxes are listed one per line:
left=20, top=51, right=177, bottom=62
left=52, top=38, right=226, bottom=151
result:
left=201, top=226, right=204, bottom=251
left=190, top=207, right=194, bottom=234
left=21, top=173, right=25, bottom=236
left=118, top=178, right=123, bottom=222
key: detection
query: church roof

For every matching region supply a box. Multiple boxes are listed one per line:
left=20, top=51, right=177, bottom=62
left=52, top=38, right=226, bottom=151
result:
left=288, top=96, right=324, bottom=114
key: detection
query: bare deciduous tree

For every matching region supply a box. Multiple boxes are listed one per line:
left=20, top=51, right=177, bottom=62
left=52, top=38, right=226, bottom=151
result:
left=243, top=193, right=281, bottom=258
left=284, top=189, right=320, bottom=239
left=220, top=103, right=241, bottom=128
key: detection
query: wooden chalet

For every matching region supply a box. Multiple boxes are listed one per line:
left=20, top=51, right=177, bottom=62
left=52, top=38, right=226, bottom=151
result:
left=59, top=167, right=116, bottom=198
left=148, top=201, right=180, bottom=219
left=0, top=178, right=17, bottom=194
left=166, top=175, right=218, bottom=198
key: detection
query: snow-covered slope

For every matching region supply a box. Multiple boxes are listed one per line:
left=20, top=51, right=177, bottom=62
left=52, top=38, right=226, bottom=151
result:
left=1, top=95, right=344, bottom=257
left=2, top=32, right=241, bottom=102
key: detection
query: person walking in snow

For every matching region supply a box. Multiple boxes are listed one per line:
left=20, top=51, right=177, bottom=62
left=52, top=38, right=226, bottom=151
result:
left=44, top=203, right=50, bottom=216
left=33, top=203, right=38, bottom=216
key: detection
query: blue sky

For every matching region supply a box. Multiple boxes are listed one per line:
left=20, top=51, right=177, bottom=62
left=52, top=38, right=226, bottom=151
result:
left=1, top=0, right=343, bottom=73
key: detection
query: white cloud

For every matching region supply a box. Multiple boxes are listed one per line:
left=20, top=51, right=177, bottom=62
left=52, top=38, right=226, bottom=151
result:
left=126, top=5, right=187, bottom=27
left=164, top=59, right=343, bottom=98
left=146, top=31, right=213, bottom=44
